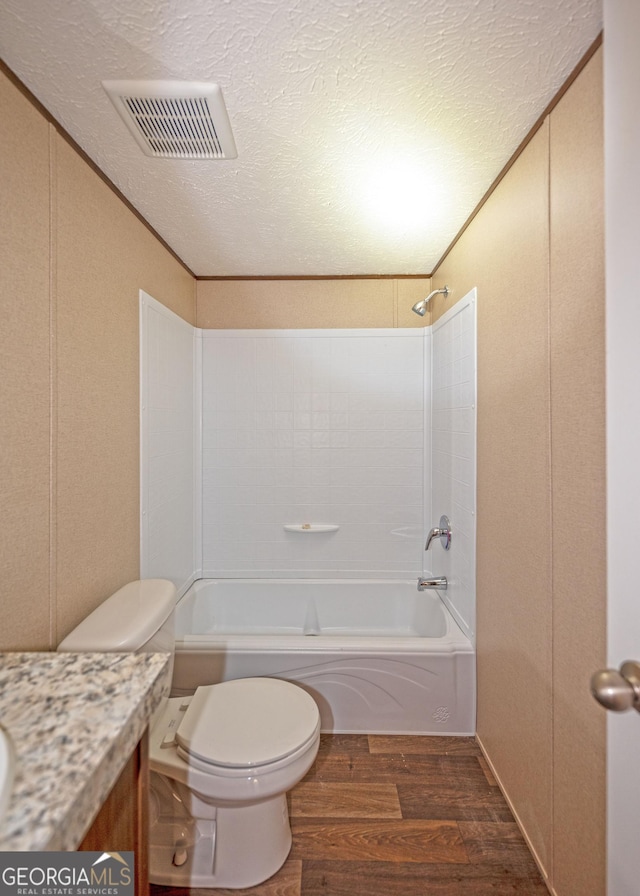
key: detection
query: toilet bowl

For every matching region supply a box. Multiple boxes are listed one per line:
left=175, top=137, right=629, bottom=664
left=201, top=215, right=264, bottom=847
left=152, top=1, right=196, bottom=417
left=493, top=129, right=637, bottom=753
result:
left=57, top=579, right=321, bottom=890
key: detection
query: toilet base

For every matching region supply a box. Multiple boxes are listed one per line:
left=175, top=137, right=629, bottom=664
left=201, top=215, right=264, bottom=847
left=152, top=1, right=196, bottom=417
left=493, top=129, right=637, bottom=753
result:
left=149, top=790, right=292, bottom=888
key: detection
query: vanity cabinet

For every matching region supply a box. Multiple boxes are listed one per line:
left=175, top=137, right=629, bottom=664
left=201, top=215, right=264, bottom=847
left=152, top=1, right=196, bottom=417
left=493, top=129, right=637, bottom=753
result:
left=79, top=732, right=149, bottom=894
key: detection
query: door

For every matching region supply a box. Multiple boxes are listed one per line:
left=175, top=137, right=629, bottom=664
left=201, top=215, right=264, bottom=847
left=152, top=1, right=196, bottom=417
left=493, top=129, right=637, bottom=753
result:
left=603, top=1, right=640, bottom=891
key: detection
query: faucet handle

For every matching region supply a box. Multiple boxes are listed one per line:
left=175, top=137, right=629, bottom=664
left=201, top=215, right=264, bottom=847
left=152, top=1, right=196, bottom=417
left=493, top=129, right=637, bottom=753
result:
left=424, top=515, right=451, bottom=551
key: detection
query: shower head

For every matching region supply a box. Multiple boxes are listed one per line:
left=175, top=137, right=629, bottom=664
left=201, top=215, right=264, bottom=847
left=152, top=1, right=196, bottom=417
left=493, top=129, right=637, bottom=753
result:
left=411, top=286, right=450, bottom=316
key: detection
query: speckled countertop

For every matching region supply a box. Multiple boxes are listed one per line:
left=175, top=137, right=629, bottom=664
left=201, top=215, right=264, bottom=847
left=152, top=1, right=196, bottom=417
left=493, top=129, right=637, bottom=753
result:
left=0, top=651, right=170, bottom=851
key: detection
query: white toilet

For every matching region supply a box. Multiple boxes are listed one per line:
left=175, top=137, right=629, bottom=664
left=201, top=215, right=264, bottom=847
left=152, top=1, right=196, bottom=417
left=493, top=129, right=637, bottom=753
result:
left=58, top=579, right=321, bottom=889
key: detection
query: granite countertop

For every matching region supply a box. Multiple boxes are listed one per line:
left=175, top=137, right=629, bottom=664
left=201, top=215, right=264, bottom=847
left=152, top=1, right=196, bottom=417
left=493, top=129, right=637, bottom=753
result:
left=0, top=651, right=170, bottom=851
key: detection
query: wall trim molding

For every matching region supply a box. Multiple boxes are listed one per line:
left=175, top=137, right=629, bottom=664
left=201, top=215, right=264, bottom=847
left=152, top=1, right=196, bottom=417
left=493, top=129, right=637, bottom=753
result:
left=476, top=734, right=555, bottom=893
left=431, top=32, right=603, bottom=277
left=0, top=58, right=196, bottom=280
left=2, top=31, right=602, bottom=284
left=196, top=274, right=430, bottom=281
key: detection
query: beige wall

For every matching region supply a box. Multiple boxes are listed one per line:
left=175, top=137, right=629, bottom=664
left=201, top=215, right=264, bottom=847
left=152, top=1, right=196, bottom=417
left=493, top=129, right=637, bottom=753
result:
left=548, top=52, right=605, bottom=896
left=432, top=49, right=605, bottom=896
left=0, top=69, right=52, bottom=650
left=197, top=277, right=431, bottom=328
left=0, top=68, right=196, bottom=650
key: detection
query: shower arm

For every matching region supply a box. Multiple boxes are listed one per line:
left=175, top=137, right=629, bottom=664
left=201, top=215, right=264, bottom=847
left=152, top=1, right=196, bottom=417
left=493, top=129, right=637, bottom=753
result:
left=425, top=286, right=449, bottom=303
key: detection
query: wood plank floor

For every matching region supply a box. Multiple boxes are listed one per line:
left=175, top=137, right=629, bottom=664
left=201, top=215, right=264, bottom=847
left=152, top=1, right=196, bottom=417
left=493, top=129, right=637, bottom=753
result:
left=150, top=735, right=548, bottom=895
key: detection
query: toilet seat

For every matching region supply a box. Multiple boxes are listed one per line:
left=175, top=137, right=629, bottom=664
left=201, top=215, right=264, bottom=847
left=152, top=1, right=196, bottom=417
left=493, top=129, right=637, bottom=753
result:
left=175, top=677, right=320, bottom=770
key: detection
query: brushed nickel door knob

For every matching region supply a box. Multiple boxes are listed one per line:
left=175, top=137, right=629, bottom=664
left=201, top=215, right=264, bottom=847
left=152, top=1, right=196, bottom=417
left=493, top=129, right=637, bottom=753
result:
left=591, top=661, right=640, bottom=712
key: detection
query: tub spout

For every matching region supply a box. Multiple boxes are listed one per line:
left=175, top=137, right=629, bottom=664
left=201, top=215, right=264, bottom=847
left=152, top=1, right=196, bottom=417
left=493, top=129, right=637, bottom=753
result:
left=417, top=576, right=448, bottom=591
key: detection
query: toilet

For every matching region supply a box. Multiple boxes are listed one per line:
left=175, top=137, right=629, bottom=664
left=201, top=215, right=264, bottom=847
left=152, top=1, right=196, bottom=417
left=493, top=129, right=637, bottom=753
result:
left=57, top=579, right=321, bottom=889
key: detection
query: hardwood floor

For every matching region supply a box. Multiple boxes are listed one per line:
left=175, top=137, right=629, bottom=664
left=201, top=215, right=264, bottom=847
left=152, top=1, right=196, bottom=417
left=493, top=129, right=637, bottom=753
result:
left=150, top=735, right=548, bottom=895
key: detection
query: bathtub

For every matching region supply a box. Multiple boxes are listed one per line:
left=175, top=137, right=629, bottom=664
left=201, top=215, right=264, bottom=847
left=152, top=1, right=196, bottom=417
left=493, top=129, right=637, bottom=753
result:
left=172, top=578, right=475, bottom=735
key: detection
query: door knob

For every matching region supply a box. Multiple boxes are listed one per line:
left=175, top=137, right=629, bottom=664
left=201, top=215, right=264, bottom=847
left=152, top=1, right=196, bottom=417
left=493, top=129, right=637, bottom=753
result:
left=590, top=661, right=640, bottom=712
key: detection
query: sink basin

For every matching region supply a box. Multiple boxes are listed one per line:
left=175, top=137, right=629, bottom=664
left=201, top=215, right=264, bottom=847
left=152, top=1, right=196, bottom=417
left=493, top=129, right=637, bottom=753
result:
left=0, top=724, right=15, bottom=825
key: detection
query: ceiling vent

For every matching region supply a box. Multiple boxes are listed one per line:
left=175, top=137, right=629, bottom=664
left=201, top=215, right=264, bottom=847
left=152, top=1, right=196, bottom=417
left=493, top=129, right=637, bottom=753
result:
left=102, top=80, right=237, bottom=159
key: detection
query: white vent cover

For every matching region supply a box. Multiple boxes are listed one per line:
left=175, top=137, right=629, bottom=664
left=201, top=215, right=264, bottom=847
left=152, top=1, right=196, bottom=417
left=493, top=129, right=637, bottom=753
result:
left=102, top=80, right=237, bottom=159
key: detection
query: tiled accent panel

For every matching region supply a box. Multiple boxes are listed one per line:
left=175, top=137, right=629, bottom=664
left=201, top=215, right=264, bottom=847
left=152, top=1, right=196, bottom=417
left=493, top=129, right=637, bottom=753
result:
left=140, top=292, right=196, bottom=595
left=201, top=329, right=426, bottom=578
left=430, top=290, right=477, bottom=642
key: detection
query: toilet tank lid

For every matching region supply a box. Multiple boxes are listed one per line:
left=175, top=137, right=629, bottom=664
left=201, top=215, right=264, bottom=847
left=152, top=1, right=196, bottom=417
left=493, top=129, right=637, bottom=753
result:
left=57, top=579, right=176, bottom=652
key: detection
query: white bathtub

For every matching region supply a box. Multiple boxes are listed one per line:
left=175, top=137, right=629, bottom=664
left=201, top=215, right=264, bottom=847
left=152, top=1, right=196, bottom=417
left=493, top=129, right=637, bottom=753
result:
left=172, top=578, right=475, bottom=735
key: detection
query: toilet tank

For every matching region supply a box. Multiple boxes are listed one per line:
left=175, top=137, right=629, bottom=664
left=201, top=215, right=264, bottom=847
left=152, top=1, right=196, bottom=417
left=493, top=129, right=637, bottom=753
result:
left=57, top=579, right=177, bottom=686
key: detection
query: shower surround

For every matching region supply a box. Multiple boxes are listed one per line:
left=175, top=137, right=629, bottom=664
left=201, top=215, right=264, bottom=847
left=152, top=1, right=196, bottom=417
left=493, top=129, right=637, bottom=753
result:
left=200, top=327, right=428, bottom=580
left=140, top=289, right=477, bottom=732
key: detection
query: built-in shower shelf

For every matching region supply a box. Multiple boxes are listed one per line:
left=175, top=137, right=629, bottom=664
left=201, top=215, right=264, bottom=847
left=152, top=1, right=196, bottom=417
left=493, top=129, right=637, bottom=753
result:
left=283, top=525, right=339, bottom=533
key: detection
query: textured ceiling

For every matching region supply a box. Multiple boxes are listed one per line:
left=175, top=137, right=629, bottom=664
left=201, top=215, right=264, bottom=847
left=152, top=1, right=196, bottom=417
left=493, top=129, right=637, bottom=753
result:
left=0, top=0, right=602, bottom=276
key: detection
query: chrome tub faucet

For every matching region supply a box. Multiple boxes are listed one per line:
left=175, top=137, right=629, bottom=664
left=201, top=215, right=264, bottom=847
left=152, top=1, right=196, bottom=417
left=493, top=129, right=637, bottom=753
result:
left=417, top=576, right=448, bottom=591
left=425, top=515, right=452, bottom=551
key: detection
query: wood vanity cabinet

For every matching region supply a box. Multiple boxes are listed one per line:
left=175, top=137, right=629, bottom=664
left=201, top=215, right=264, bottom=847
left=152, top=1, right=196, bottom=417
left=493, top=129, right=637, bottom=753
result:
left=79, top=730, right=150, bottom=895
